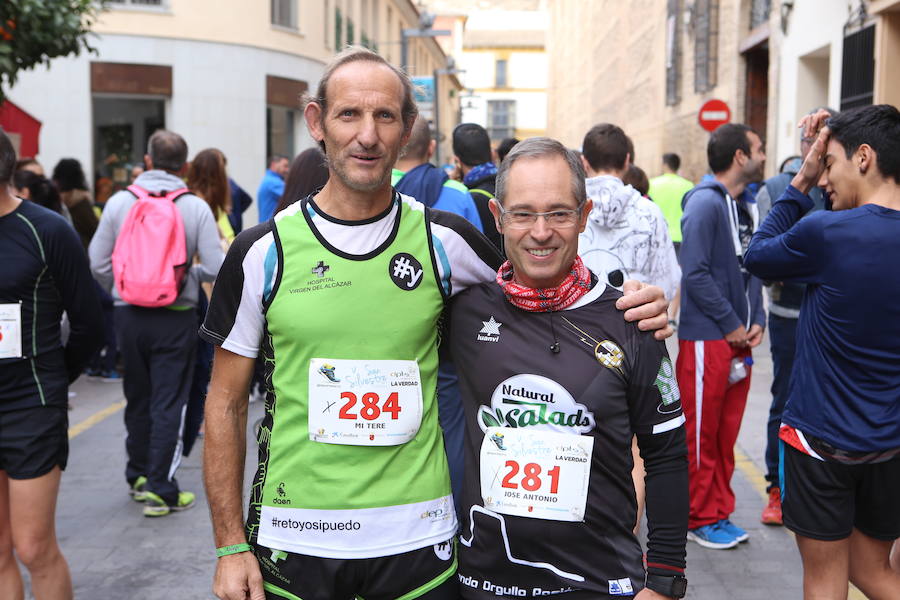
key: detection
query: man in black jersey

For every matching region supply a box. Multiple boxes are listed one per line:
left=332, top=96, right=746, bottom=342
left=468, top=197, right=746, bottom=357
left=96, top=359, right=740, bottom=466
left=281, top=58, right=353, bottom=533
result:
left=450, top=137, right=689, bottom=599
left=0, top=129, right=104, bottom=599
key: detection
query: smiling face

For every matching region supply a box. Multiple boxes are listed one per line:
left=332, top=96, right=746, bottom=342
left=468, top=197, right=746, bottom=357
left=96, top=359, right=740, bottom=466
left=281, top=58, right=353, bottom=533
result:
left=490, top=155, right=592, bottom=289
left=306, top=61, right=410, bottom=194
left=740, top=131, right=766, bottom=184
left=819, top=137, right=863, bottom=210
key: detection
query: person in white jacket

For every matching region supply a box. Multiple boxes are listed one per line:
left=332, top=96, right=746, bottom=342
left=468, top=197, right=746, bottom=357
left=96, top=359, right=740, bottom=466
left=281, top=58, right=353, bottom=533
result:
left=577, top=123, right=681, bottom=534
left=578, top=123, right=680, bottom=301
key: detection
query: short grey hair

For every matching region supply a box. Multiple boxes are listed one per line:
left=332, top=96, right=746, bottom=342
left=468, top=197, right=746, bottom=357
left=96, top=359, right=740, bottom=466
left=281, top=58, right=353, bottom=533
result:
left=495, top=137, right=587, bottom=206
left=147, top=130, right=188, bottom=173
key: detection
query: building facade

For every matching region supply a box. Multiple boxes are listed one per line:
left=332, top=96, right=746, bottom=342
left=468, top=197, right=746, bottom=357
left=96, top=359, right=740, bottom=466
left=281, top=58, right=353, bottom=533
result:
left=547, top=0, right=777, bottom=183
left=773, top=0, right=900, bottom=167
left=6, top=0, right=459, bottom=222
left=425, top=0, right=548, bottom=149
left=458, top=9, right=547, bottom=143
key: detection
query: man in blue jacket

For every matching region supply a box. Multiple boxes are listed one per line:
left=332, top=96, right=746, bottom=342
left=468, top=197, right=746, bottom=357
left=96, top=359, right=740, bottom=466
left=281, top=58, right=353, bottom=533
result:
left=677, top=123, right=766, bottom=549
left=256, top=155, right=289, bottom=222
left=744, top=105, right=900, bottom=600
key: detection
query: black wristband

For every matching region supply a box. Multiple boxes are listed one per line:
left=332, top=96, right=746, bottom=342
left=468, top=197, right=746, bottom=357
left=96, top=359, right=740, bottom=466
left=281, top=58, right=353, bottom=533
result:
left=645, top=574, right=688, bottom=598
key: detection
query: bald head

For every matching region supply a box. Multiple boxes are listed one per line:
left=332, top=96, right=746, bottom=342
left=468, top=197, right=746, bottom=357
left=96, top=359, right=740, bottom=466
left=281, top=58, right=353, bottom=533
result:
left=402, top=117, right=434, bottom=162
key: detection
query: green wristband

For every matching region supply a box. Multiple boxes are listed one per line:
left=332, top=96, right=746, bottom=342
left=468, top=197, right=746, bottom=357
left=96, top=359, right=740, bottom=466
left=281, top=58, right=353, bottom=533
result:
left=216, top=543, right=252, bottom=558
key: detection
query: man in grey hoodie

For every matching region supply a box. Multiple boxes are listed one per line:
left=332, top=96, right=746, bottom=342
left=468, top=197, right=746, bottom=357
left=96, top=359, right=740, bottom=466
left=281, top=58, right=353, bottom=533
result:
left=89, top=130, right=224, bottom=517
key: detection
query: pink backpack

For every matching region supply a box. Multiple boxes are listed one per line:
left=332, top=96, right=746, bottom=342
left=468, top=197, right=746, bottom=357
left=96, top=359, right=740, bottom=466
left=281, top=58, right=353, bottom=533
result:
left=112, top=185, right=191, bottom=307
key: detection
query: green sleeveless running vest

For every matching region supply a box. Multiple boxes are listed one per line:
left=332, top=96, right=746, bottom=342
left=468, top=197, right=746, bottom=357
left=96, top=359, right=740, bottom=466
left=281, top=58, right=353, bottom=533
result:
left=249, top=196, right=455, bottom=559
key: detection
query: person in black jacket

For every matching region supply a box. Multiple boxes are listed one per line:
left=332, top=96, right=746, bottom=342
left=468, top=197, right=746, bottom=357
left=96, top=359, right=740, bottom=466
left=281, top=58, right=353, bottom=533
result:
left=453, top=123, right=502, bottom=250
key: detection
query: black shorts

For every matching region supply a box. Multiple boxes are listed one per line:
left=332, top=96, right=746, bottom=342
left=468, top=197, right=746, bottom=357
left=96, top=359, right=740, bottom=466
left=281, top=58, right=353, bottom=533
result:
left=254, top=538, right=458, bottom=600
left=0, top=405, right=69, bottom=479
left=780, top=441, right=900, bottom=541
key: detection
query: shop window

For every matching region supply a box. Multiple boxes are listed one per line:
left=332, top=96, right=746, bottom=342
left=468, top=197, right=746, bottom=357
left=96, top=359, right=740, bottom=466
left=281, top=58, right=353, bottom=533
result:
left=92, top=97, right=164, bottom=199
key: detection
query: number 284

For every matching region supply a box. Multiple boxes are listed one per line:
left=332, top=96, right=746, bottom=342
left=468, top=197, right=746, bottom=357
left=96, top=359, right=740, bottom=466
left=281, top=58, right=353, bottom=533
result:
left=339, top=391, right=401, bottom=420
left=501, top=461, right=561, bottom=493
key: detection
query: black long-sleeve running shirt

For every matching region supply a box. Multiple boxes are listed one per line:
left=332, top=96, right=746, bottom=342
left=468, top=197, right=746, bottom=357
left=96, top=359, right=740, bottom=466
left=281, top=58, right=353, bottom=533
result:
left=1, top=200, right=103, bottom=410
left=450, top=281, right=688, bottom=599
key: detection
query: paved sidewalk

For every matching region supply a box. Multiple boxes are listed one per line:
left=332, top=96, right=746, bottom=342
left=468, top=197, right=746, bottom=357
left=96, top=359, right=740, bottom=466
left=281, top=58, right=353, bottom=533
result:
left=16, top=335, right=816, bottom=599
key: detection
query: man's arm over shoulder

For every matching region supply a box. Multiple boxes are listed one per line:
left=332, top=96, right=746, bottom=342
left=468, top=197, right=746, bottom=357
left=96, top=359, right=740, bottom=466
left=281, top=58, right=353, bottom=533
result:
left=428, top=209, right=502, bottom=297
left=627, top=328, right=688, bottom=577
left=679, top=191, right=742, bottom=334
left=744, top=185, right=825, bottom=283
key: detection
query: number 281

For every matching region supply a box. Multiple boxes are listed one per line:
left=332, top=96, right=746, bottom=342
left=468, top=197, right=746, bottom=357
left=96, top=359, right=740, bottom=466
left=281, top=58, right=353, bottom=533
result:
left=501, top=460, right=560, bottom=493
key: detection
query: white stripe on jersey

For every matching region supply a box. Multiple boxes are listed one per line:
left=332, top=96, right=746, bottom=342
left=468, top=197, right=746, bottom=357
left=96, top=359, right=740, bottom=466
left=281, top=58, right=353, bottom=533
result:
left=694, top=341, right=704, bottom=469
left=653, top=414, right=686, bottom=434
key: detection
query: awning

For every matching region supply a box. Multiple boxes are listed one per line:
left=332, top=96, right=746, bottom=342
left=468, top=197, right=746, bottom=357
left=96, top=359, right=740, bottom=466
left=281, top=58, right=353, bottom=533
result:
left=0, top=100, right=42, bottom=158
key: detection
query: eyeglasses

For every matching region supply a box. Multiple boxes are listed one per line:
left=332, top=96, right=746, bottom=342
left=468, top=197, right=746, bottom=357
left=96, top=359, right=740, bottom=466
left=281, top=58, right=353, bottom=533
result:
left=497, top=203, right=585, bottom=229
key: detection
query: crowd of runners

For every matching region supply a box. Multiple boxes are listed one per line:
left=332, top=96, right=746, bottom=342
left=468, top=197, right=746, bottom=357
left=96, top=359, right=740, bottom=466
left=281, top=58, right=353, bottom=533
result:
left=1, top=45, right=899, bottom=600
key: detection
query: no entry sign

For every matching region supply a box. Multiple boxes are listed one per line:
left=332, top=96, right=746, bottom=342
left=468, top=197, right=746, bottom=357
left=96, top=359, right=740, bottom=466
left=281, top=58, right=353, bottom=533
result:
left=698, top=99, right=731, bottom=132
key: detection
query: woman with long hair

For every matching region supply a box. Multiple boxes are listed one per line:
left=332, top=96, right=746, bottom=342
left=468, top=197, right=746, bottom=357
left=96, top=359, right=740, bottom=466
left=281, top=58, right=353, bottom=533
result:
left=13, top=170, right=63, bottom=215
left=188, top=148, right=234, bottom=243
left=51, top=158, right=98, bottom=249
left=274, top=147, right=329, bottom=214
left=183, top=148, right=235, bottom=457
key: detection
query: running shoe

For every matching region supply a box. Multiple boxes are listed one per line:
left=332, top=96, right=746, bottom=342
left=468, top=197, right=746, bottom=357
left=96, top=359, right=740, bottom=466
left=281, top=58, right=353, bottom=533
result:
left=143, top=490, right=196, bottom=517
left=687, top=522, right=739, bottom=549
left=760, top=487, right=783, bottom=525
left=318, top=363, right=340, bottom=383
left=718, top=519, right=749, bottom=543
left=129, top=475, right=148, bottom=502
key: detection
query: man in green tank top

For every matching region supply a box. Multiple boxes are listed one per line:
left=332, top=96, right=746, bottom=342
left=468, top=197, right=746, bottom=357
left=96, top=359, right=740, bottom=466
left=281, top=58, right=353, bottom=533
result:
left=201, top=47, right=674, bottom=600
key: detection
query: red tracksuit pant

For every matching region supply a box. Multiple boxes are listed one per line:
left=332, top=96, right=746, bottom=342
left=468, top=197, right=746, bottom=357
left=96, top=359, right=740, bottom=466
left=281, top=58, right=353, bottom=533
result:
left=676, top=339, right=752, bottom=530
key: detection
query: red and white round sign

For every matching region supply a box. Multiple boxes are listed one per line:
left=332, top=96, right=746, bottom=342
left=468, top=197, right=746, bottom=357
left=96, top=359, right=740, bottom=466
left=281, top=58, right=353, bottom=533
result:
left=698, top=99, right=731, bottom=132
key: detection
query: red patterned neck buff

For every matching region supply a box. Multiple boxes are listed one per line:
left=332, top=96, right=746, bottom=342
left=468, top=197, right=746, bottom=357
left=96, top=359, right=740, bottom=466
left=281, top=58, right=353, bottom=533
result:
left=496, top=255, right=593, bottom=312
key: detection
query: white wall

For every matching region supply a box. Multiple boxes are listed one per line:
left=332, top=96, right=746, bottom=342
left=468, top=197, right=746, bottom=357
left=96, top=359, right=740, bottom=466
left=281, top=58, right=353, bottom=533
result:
left=774, top=0, right=847, bottom=165
left=508, top=52, right=546, bottom=89
left=458, top=50, right=547, bottom=135
left=8, top=33, right=324, bottom=226
left=459, top=52, right=495, bottom=89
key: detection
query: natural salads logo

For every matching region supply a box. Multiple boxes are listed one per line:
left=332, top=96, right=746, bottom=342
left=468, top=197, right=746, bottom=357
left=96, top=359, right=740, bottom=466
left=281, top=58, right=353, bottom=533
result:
left=478, top=374, right=596, bottom=434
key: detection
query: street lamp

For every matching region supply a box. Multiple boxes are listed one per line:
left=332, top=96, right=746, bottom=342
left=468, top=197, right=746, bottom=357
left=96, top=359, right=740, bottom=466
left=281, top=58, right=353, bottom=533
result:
left=400, top=10, right=450, bottom=74
left=433, top=56, right=465, bottom=165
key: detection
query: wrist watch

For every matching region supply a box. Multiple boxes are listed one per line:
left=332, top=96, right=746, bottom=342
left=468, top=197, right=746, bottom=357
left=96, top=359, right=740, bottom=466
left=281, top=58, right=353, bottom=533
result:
left=645, top=574, right=688, bottom=598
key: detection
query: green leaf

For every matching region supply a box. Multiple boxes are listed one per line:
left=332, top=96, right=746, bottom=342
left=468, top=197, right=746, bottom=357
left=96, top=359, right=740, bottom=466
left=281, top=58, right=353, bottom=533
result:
left=479, top=406, right=501, bottom=429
